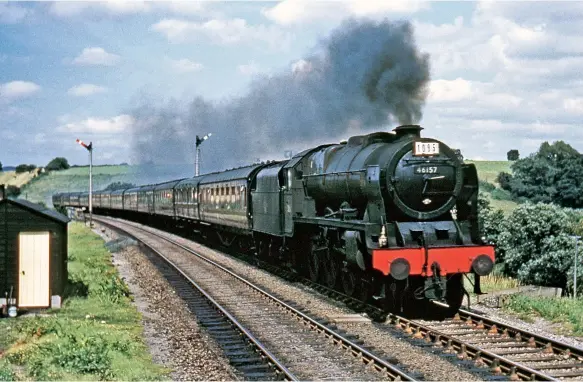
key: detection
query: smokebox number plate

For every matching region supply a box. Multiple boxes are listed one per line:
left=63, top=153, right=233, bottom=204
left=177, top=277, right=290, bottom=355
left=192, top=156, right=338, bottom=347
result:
left=415, top=166, right=439, bottom=174
left=414, top=142, right=439, bottom=156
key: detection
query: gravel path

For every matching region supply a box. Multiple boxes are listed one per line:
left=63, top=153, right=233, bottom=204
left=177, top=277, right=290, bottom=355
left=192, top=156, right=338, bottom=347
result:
left=116, top=219, right=482, bottom=381
left=94, top=225, right=239, bottom=381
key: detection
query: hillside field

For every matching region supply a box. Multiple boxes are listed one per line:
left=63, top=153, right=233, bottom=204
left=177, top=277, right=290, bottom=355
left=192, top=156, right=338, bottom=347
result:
left=13, top=164, right=193, bottom=207
left=467, top=160, right=517, bottom=214
left=4, top=161, right=517, bottom=212
left=0, top=168, right=42, bottom=188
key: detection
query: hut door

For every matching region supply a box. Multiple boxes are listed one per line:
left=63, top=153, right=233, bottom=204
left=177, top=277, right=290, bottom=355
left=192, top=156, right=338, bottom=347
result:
left=18, top=232, right=50, bottom=307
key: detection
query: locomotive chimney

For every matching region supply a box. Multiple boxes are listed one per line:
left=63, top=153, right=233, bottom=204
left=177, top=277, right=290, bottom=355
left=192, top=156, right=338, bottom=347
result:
left=393, top=124, right=423, bottom=138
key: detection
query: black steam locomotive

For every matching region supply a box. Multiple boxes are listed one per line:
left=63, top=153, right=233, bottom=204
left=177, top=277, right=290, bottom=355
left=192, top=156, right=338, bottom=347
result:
left=54, top=125, right=494, bottom=315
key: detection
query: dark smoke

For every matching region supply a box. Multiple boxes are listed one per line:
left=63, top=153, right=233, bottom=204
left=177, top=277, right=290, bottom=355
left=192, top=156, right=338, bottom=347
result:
left=130, top=19, right=430, bottom=173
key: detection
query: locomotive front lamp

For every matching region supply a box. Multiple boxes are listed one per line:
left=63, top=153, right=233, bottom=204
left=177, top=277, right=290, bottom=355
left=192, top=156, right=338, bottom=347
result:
left=390, top=258, right=410, bottom=280
left=471, top=254, right=494, bottom=276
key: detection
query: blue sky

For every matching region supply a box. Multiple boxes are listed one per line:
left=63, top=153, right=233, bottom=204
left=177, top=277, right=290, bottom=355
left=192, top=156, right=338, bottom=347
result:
left=1, top=1, right=582, bottom=169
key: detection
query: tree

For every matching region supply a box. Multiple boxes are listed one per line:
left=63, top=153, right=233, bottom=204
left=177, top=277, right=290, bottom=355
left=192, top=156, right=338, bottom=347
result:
left=507, top=149, right=519, bottom=161
left=0, top=161, right=3, bottom=172
left=46, top=157, right=70, bottom=171
left=504, top=141, right=583, bottom=208
left=15, top=164, right=36, bottom=174
left=104, top=182, right=136, bottom=191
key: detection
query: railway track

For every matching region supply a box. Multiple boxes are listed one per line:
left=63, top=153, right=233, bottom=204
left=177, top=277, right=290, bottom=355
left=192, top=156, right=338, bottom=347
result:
left=94, top=216, right=583, bottom=381
left=94, top=216, right=419, bottom=381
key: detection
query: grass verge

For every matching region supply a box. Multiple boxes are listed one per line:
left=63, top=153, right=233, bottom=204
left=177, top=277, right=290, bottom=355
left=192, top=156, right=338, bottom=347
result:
left=465, top=274, right=522, bottom=294
left=503, top=295, right=583, bottom=336
left=0, top=222, right=168, bottom=381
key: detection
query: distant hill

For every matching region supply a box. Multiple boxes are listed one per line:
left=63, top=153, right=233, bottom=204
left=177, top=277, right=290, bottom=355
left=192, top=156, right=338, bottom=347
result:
left=467, top=160, right=517, bottom=214
left=0, top=168, right=43, bottom=188
left=2, top=166, right=16, bottom=171
left=17, top=164, right=195, bottom=207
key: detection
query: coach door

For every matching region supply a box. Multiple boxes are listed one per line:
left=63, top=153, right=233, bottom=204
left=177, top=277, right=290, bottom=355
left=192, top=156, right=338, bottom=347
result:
left=18, top=232, right=50, bottom=308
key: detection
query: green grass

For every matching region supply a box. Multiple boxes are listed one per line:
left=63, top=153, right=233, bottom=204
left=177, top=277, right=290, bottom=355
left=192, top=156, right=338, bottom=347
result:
left=18, top=164, right=192, bottom=207
left=468, top=160, right=519, bottom=214
left=0, top=222, right=169, bottom=381
left=18, top=165, right=138, bottom=207
left=468, top=160, right=512, bottom=185
left=503, top=295, right=583, bottom=336
left=465, top=274, right=522, bottom=294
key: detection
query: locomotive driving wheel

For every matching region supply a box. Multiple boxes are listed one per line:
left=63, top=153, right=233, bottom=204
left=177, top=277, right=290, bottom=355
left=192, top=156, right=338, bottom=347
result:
left=341, top=266, right=357, bottom=297
left=307, top=237, right=322, bottom=283
left=322, top=249, right=341, bottom=289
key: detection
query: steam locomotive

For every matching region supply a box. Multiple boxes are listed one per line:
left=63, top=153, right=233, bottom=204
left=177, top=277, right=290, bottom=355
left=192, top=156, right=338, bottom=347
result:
left=53, top=125, right=494, bottom=316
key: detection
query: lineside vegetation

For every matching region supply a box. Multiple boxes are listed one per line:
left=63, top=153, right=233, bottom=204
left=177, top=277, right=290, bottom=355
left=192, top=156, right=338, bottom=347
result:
left=0, top=222, right=168, bottom=381
left=503, top=295, right=583, bottom=336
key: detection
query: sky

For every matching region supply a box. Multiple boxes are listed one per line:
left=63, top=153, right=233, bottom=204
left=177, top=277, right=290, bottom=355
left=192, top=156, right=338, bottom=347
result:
left=1, top=0, right=582, bottom=170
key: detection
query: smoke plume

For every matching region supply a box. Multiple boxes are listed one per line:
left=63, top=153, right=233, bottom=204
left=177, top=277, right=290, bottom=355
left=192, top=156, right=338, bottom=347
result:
left=130, top=19, right=430, bottom=173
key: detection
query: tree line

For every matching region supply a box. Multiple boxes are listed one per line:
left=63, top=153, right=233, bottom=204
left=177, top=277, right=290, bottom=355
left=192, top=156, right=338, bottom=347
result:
left=498, top=141, right=583, bottom=208
left=0, top=157, right=71, bottom=174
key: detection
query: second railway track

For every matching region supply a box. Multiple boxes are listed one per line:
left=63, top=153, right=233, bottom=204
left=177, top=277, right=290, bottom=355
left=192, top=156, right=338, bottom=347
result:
left=94, top=216, right=419, bottom=381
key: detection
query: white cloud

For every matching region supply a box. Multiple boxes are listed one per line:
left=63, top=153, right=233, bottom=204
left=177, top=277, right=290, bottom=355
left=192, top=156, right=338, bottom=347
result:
left=428, top=78, right=473, bottom=103
left=291, top=59, right=313, bottom=74
left=56, top=114, right=134, bottom=134
left=49, top=1, right=151, bottom=17
left=67, top=84, right=108, bottom=97
left=72, top=47, right=120, bottom=66
left=0, top=3, right=30, bottom=23
left=262, top=0, right=427, bottom=25
left=169, top=58, right=204, bottom=73
left=49, top=1, right=205, bottom=18
left=151, top=18, right=291, bottom=49
left=238, top=62, right=261, bottom=76
left=564, top=98, right=583, bottom=115
left=0, top=81, right=41, bottom=101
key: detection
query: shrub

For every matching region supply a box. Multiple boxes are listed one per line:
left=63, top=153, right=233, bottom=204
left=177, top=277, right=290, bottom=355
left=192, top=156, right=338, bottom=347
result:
left=46, top=157, right=70, bottom=171
left=497, top=203, right=580, bottom=291
left=496, top=172, right=512, bottom=190
left=15, top=164, right=36, bottom=174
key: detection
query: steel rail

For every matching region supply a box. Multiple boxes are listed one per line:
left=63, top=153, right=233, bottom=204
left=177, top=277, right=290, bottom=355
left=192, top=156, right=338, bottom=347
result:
left=94, top=217, right=298, bottom=381
left=97, top=216, right=417, bottom=381
left=453, top=304, right=583, bottom=360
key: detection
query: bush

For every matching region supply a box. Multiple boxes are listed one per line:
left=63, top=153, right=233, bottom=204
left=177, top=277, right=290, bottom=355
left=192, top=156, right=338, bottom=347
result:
left=46, top=157, right=70, bottom=171
left=478, top=192, right=504, bottom=244
left=479, top=180, right=495, bottom=193
left=4, top=185, right=21, bottom=198
left=497, top=203, right=580, bottom=291
left=15, top=164, right=36, bottom=174
left=496, top=172, right=512, bottom=190
left=104, top=182, right=136, bottom=191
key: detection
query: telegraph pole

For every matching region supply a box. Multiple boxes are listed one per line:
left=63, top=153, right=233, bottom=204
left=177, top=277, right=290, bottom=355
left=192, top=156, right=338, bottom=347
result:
left=573, top=236, right=581, bottom=299
left=76, top=139, right=93, bottom=228
left=195, top=133, right=212, bottom=176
